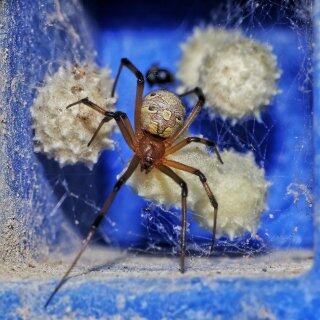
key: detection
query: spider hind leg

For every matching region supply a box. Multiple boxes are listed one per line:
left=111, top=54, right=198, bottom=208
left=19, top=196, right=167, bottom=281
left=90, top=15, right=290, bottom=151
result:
left=163, top=159, right=218, bottom=255
left=157, top=164, right=188, bottom=273
left=44, top=156, right=140, bottom=307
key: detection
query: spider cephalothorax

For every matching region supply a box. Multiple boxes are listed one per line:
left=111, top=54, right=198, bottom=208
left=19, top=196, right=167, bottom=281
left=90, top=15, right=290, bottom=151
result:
left=141, top=90, right=185, bottom=138
left=46, top=58, right=223, bottom=307
left=138, top=134, right=165, bottom=173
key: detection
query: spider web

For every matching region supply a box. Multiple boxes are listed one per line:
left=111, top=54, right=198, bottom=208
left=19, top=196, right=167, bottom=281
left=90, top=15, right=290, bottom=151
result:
left=45, top=0, right=314, bottom=261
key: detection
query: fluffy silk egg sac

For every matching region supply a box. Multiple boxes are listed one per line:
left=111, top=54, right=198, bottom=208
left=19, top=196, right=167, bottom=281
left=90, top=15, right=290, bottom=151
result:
left=31, top=62, right=116, bottom=169
left=199, top=39, right=281, bottom=120
left=127, top=142, right=270, bottom=239
left=177, top=26, right=242, bottom=90
left=177, top=26, right=281, bottom=121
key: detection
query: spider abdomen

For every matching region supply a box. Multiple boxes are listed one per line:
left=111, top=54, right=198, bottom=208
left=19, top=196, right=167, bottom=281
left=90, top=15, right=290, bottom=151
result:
left=141, top=90, right=186, bottom=138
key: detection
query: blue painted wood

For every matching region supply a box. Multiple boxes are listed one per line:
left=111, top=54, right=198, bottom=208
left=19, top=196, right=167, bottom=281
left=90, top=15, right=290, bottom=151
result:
left=0, top=275, right=319, bottom=319
left=0, top=0, right=101, bottom=255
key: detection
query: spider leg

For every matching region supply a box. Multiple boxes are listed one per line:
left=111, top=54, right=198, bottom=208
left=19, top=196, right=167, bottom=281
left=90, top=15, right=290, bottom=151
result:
left=67, top=97, right=135, bottom=149
left=44, top=155, right=140, bottom=308
left=163, top=159, right=218, bottom=255
left=178, top=88, right=203, bottom=98
left=67, top=97, right=107, bottom=115
left=157, top=164, right=188, bottom=273
left=166, top=87, right=205, bottom=146
left=112, top=58, right=144, bottom=133
left=165, top=136, right=223, bottom=164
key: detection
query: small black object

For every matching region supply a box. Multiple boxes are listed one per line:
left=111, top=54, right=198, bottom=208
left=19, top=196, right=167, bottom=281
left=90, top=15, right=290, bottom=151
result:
left=146, top=64, right=175, bottom=86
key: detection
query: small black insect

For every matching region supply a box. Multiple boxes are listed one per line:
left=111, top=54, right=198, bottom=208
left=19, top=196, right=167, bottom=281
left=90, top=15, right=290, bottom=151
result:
left=146, top=64, right=175, bottom=87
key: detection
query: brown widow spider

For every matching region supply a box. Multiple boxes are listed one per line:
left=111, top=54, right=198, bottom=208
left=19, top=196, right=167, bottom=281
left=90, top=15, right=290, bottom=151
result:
left=45, top=58, right=223, bottom=307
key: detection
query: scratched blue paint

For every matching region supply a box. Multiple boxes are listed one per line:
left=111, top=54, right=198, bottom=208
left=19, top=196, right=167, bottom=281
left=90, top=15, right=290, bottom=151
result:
left=1, top=0, right=319, bottom=319
left=1, top=275, right=320, bottom=319
left=0, top=0, right=99, bottom=251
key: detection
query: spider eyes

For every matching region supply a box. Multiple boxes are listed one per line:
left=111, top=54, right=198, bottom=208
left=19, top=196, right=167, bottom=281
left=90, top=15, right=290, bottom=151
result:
left=176, top=116, right=182, bottom=122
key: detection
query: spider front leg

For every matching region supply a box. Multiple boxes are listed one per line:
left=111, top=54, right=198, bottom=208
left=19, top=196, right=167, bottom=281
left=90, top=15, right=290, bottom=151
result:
left=163, top=159, right=219, bottom=255
left=112, top=58, right=145, bottom=133
left=157, top=164, right=188, bottom=273
left=45, top=155, right=140, bottom=308
left=67, top=97, right=135, bottom=149
left=165, top=136, right=223, bottom=164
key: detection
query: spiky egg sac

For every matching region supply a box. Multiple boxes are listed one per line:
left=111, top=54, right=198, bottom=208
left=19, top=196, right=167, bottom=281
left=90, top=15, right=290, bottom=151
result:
left=31, top=62, right=116, bottom=168
left=177, top=26, right=281, bottom=120
left=127, top=142, right=270, bottom=239
left=177, top=27, right=242, bottom=90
